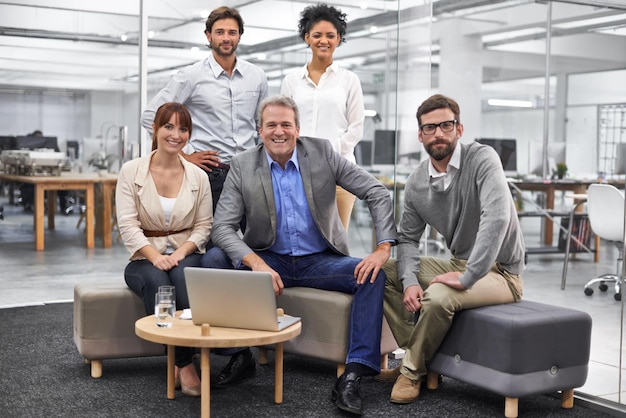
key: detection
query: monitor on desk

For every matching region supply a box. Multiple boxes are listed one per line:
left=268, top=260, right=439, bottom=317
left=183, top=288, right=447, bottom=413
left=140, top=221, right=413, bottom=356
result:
left=355, top=140, right=373, bottom=168
left=527, top=141, right=566, bottom=178
left=65, top=140, right=80, bottom=160
left=15, top=135, right=59, bottom=151
left=476, top=138, right=517, bottom=176
left=372, top=129, right=396, bottom=172
left=0, top=136, right=16, bottom=151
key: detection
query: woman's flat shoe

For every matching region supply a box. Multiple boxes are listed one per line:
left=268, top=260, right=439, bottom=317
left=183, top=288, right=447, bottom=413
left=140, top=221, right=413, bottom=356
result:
left=181, top=383, right=201, bottom=397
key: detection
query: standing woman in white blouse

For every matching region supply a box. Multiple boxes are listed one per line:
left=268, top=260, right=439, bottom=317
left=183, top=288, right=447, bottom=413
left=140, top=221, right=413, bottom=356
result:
left=117, top=102, right=213, bottom=397
left=281, top=3, right=365, bottom=231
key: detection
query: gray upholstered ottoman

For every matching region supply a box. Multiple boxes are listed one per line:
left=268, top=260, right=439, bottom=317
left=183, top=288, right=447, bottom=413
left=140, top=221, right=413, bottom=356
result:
left=426, top=300, right=591, bottom=418
left=73, top=282, right=163, bottom=378
left=258, top=287, right=398, bottom=376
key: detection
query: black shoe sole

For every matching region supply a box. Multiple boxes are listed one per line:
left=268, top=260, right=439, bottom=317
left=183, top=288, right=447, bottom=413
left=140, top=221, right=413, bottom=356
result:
left=331, top=387, right=363, bottom=416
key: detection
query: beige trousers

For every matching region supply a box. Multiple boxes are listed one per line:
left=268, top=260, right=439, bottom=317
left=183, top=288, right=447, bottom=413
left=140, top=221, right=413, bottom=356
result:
left=336, top=186, right=356, bottom=232
left=382, top=257, right=523, bottom=380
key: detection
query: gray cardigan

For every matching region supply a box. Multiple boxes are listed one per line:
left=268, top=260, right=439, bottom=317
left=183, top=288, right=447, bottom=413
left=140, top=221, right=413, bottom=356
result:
left=397, top=142, right=525, bottom=290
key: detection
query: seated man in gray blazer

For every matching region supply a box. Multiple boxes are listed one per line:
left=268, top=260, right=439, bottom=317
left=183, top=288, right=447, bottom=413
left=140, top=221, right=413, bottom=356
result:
left=201, top=95, right=397, bottom=415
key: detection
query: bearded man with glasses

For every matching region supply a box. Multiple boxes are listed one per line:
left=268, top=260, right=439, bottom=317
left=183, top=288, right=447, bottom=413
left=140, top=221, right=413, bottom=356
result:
left=376, top=94, right=525, bottom=405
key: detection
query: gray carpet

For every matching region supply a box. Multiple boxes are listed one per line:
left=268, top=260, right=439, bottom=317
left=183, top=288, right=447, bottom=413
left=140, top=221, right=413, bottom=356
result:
left=0, top=303, right=614, bottom=418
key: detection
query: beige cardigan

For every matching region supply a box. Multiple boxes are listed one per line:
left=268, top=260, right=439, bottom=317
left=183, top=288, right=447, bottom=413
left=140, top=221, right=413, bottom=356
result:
left=116, top=151, right=213, bottom=260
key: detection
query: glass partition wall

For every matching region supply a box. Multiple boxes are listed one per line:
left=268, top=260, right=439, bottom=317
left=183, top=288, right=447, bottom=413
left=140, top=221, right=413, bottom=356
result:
left=391, top=0, right=626, bottom=409
left=0, top=0, right=624, bottom=410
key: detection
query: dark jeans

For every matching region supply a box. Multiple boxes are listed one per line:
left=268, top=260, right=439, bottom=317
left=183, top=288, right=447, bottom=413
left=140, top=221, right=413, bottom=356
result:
left=207, top=167, right=246, bottom=244
left=201, top=247, right=386, bottom=372
left=207, top=167, right=228, bottom=213
left=124, top=253, right=202, bottom=368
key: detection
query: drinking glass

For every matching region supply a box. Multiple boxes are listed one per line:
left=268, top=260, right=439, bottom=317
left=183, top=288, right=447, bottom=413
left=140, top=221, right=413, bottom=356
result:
left=155, top=290, right=175, bottom=328
left=158, top=285, right=176, bottom=303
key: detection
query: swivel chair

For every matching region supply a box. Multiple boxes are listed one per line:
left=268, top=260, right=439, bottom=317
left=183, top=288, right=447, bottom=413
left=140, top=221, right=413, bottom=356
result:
left=583, top=183, right=625, bottom=301
left=64, top=140, right=85, bottom=216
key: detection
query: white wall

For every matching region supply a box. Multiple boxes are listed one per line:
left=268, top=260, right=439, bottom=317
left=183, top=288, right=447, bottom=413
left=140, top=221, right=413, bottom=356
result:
left=568, top=69, right=626, bottom=106
left=83, top=90, right=144, bottom=169
left=565, top=105, right=597, bottom=178
left=565, top=69, right=626, bottom=178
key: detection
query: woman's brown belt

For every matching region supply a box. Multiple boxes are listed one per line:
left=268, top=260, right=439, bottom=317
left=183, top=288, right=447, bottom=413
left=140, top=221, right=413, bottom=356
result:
left=142, top=229, right=189, bottom=237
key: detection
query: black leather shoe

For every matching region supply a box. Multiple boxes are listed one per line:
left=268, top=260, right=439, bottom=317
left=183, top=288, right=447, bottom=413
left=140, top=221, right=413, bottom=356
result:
left=213, top=349, right=256, bottom=388
left=331, top=371, right=363, bottom=415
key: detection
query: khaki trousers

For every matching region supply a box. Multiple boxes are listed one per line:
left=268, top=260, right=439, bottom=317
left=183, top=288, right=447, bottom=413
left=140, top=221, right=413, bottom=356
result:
left=336, top=185, right=356, bottom=232
left=382, top=257, right=523, bottom=380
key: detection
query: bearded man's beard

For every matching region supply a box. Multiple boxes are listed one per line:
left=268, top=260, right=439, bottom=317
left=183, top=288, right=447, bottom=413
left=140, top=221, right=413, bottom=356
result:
left=425, top=140, right=455, bottom=161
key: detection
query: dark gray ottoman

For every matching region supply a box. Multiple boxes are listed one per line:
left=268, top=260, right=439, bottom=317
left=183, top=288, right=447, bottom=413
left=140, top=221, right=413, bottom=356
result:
left=426, top=300, right=592, bottom=418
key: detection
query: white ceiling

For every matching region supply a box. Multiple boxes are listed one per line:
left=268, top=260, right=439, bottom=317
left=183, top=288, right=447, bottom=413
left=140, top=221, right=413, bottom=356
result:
left=0, top=0, right=624, bottom=96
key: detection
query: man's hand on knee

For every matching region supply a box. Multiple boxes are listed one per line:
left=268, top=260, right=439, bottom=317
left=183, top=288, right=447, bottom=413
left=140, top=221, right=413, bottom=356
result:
left=403, top=285, right=424, bottom=313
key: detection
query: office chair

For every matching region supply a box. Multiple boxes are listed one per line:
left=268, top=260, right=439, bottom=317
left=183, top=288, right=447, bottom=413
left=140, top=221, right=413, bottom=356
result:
left=63, top=193, right=85, bottom=216
left=63, top=140, right=85, bottom=216
left=583, top=184, right=625, bottom=301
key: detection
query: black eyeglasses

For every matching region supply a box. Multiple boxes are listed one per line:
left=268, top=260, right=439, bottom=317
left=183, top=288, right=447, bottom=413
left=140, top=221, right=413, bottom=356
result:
left=420, top=120, right=458, bottom=135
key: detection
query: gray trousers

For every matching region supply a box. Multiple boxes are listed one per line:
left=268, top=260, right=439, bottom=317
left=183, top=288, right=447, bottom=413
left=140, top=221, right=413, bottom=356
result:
left=382, top=257, right=523, bottom=380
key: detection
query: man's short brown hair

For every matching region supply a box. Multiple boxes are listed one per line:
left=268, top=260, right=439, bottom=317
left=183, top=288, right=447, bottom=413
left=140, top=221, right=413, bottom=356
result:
left=205, top=6, right=244, bottom=35
left=416, top=94, right=461, bottom=127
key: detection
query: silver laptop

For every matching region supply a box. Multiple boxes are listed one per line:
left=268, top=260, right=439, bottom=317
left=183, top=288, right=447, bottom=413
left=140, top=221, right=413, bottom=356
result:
left=184, top=267, right=301, bottom=331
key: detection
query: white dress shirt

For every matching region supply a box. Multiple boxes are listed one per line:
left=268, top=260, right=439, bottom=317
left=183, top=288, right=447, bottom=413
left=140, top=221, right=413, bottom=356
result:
left=428, top=142, right=462, bottom=191
left=281, top=62, right=364, bottom=164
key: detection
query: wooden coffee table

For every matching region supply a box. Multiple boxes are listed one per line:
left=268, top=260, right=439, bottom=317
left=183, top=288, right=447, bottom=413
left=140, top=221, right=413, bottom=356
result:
left=135, top=311, right=301, bottom=418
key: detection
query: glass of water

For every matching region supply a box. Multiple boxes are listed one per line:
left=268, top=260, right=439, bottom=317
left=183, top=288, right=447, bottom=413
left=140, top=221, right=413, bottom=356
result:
left=158, top=285, right=176, bottom=303
left=155, top=290, right=175, bottom=328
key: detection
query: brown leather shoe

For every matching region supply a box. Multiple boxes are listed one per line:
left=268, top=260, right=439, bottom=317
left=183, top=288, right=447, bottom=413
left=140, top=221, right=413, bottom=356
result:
left=373, top=366, right=401, bottom=383
left=390, top=374, right=421, bottom=404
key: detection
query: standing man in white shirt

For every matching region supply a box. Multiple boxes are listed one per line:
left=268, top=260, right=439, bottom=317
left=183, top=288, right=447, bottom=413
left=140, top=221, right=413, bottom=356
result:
left=140, top=5, right=267, bottom=389
left=141, top=6, right=268, bottom=211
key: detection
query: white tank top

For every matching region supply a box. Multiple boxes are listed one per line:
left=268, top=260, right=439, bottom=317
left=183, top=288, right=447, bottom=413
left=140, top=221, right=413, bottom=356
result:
left=159, top=196, right=177, bottom=225
left=159, top=196, right=177, bottom=254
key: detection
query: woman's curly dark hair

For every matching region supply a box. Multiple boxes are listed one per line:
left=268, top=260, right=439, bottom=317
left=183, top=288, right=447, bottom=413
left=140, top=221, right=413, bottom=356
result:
left=298, top=3, right=347, bottom=44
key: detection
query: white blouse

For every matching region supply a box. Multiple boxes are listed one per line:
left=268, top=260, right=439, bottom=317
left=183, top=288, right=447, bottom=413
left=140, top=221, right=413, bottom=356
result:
left=281, top=62, right=364, bottom=164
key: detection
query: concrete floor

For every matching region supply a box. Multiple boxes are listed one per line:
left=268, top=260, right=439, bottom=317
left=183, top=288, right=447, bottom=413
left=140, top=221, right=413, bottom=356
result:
left=2, top=191, right=626, bottom=409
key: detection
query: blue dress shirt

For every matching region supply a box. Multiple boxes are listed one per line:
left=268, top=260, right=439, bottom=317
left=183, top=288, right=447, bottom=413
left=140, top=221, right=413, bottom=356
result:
left=266, top=150, right=328, bottom=256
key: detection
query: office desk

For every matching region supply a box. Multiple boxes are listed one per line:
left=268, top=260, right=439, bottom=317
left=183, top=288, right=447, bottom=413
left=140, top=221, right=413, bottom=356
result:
left=96, top=177, right=118, bottom=248
left=0, top=172, right=117, bottom=251
left=509, top=180, right=593, bottom=246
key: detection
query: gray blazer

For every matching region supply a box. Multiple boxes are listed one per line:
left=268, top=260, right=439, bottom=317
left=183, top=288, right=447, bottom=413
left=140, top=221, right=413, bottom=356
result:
left=212, top=136, right=398, bottom=265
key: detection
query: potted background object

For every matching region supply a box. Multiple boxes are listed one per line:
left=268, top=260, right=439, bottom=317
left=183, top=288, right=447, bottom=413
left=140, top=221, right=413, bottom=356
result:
left=88, top=151, right=117, bottom=175
left=553, top=162, right=568, bottom=179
